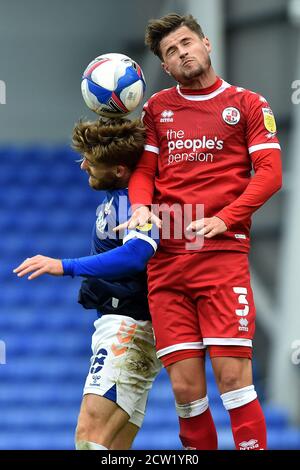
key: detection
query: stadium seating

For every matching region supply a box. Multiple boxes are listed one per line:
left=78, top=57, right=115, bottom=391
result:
left=0, top=146, right=299, bottom=450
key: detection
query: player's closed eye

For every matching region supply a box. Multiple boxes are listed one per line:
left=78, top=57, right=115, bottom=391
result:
left=77, top=156, right=95, bottom=167
left=167, top=49, right=176, bottom=56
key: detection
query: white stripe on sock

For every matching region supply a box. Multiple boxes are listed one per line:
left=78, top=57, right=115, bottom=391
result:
left=176, top=395, right=209, bottom=418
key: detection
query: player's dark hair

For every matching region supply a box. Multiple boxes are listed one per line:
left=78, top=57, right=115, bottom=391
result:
left=145, top=13, right=205, bottom=60
left=72, top=118, right=146, bottom=170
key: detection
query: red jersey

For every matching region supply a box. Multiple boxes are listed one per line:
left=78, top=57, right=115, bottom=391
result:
left=130, top=77, right=282, bottom=253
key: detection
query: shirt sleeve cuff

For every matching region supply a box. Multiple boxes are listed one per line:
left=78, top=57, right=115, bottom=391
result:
left=61, top=259, right=74, bottom=277
left=215, top=211, right=231, bottom=229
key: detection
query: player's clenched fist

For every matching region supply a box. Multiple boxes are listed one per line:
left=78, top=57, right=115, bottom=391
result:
left=13, top=255, right=63, bottom=280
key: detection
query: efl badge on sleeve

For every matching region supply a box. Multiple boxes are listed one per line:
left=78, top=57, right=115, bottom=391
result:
left=262, top=108, right=277, bottom=133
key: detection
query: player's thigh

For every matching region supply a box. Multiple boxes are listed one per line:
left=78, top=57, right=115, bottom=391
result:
left=77, top=393, right=129, bottom=433
left=84, top=315, right=161, bottom=421
left=210, top=355, right=253, bottom=394
left=166, top=356, right=207, bottom=403
left=110, top=422, right=139, bottom=450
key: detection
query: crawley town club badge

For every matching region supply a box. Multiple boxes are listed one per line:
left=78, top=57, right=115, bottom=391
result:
left=262, top=107, right=277, bottom=133
left=222, top=107, right=241, bottom=125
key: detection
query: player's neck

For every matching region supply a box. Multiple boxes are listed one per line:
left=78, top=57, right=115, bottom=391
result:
left=114, top=179, right=130, bottom=190
left=178, top=68, right=217, bottom=91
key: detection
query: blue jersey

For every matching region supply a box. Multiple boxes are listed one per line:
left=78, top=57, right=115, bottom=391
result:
left=70, top=188, right=158, bottom=321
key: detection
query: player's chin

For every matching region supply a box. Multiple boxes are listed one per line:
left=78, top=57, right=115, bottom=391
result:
left=89, top=178, right=114, bottom=191
left=88, top=177, right=102, bottom=190
left=184, top=66, right=204, bottom=79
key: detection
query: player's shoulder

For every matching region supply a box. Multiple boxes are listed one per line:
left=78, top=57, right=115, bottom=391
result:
left=95, top=188, right=130, bottom=241
left=226, top=83, right=270, bottom=107
left=103, top=188, right=128, bottom=201
left=98, top=188, right=129, bottom=213
left=144, top=86, right=177, bottom=108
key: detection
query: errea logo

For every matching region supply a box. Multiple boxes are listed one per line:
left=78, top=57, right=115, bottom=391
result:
left=239, top=318, right=249, bottom=332
left=160, top=110, right=174, bottom=122
left=239, top=439, right=259, bottom=450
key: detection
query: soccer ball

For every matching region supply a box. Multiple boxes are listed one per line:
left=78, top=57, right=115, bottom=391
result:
left=81, top=53, right=146, bottom=117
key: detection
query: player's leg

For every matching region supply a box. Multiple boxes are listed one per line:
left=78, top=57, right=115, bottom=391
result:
left=110, top=390, right=148, bottom=449
left=110, top=422, right=139, bottom=450
left=199, top=251, right=267, bottom=450
left=211, top=353, right=266, bottom=450
left=166, top=355, right=217, bottom=450
left=76, top=314, right=161, bottom=450
left=75, top=394, right=130, bottom=449
left=147, top=252, right=218, bottom=450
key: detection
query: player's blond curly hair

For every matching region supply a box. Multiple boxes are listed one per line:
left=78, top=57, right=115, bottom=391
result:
left=145, top=13, right=205, bottom=60
left=72, top=118, right=146, bottom=170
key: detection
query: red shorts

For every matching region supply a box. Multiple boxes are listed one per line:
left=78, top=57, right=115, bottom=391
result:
left=147, top=251, right=255, bottom=366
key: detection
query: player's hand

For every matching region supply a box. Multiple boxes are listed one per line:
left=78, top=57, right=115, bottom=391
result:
left=113, top=205, right=162, bottom=232
left=186, top=216, right=227, bottom=238
left=13, top=255, right=64, bottom=280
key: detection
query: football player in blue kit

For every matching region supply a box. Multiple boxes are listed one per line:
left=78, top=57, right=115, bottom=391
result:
left=14, top=118, right=161, bottom=450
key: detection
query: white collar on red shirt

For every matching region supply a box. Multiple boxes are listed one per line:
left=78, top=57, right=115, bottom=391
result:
left=176, top=77, right=231, bottom=101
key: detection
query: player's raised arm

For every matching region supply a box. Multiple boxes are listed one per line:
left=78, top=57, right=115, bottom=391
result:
left=114, top=147, right=161, bottom=232
left=114, top=95, right=161, bottom=233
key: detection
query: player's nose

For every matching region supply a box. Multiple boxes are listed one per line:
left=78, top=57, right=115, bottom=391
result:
left=80, top=158, right=88, bottom=170
left=179, top=50, right=188, bottom=59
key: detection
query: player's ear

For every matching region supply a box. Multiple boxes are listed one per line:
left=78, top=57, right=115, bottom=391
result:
left=203, top=36, right=212, bottom=54
left=115, top=165, right=127, bottom=178
left=162, top=62, right=171, bottom=76
left=115, top=166, right=123, bottom=178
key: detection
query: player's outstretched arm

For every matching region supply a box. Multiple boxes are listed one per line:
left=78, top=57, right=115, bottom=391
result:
left=13, top=255, right=63, bottom=280
left=62, top=237, right=155, bottom=279
left=13, top=237, right=156, bottom=281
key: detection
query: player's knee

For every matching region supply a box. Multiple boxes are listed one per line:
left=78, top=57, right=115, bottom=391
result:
left=75, top=421, right=91, bottom=442
left=217, top=371, right=245, bottom=393
left=167, top=358, right=206, bottom=402
left=171, top=379, right=203, bottom=403
left=76, top=409, right=101, bottom=441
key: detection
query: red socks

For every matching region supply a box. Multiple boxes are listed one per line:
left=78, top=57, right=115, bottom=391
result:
left=177, top=387, right=266, bottom=450
left=228, top=399, right=267, bottom=450
left=176, top=397, right=218, bottom=450
left=221, top=386, right=267, bottom=450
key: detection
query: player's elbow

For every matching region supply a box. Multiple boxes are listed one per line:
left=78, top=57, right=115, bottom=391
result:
left=272, top=171, right=282, bottom=194
left=130, top=256, right=148, bottom=273
left=264, top=166, right=282, bottom=196
left=271, top=153, right=283, bottom=193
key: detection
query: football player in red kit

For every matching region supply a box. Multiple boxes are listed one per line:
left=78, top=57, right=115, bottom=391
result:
left=116, top=13, right=282, bottom=450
